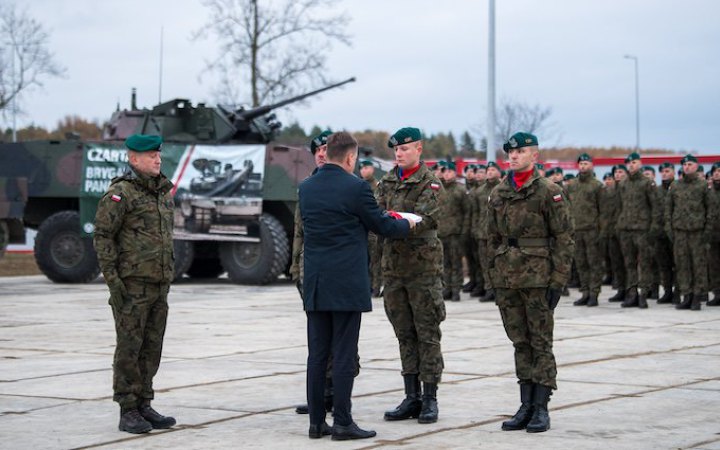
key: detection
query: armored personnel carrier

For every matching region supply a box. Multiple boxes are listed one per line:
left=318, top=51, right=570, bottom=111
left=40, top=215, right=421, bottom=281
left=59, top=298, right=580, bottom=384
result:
left=0, top=78, right=355, bottom=284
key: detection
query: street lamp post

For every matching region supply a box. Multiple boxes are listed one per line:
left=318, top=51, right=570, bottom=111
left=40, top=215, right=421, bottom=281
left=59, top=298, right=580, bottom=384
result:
left=487, top=0, right=496, bottom=160
left=624, top=54, right=640, bottom=150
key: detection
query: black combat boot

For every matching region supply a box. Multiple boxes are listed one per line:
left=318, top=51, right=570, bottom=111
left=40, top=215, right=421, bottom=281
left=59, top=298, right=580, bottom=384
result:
left=586, top=293, right=598, bottom=307
left=676, top=294, right=693, bottom=310
left=417, top=382, right=438, bottom=424
left=637, top=291, right=648, bottom=309
left=621, top=288, right=639, bottom=307
left=139, top=402, right=176, bottom=429
left=657, top=286, right=674, bottom=304
left=526, top=384, right=552, bottom=433
left=561, top=286, right=570, bottom=296
left=478, top=288, right=495, bottom=303
left=573, top=292, right=589, bottom=306
left=451, top=289, right=461, bottom=302
left=501, top=383, right=534, bottom=431
left=442, top=288, right=451, bottom=300
left=708, top=291, right=720, bottom=306
left=608, top=289, right=625, bottom=303
left=602, top=274, right=613, bottom=285
left=470, top=285, right=485, bottom=298
left=462, top=281, right=476, bottom=293
left=384, top=375, right=422, bottom=421
left=648, top=284, right=660, bottom=300
left=691, top=293, right=705, bottom=311
left=119, top=408, right=152, bottom=434
left=672, top=290, right=681, bottom=305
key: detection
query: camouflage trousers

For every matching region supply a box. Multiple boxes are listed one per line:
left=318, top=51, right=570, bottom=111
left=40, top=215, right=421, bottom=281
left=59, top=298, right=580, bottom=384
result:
left=709, top=241, right=720, bottom=295
left=440, top=235, right=464, bottom=291
left=673, top=230, right=708, bottom=296
left=383, top=277, right=445, bottom=384
left=655, top=235, right=675, bottom=289
left=368, top=232, right=383, bottom=291
left=496, top=288, right=557, bottom=389
left=606, top=234, right=626, bottom=290
left=110, top=279, right=169, bottom=410
left=619, top=230, right=653, bottom=293
left=477, top=238, right=492, bottom=290
left=574, top=230, right=602, bottom=295
left=466, top=235, right=483, bottom=287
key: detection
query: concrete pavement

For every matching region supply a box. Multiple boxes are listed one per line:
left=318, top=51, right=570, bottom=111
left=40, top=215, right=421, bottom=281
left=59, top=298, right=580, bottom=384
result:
left=1, top=275, right=719, bottom=449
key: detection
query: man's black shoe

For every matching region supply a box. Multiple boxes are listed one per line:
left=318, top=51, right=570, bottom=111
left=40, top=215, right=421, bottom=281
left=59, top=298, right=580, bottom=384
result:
left=295, top=404, right=309, bottom=414
left=308, top=422, right=332, bottom=439
left=331, top=422, right=376, bottom=440
left=119, top=409, right=152, bottom=434
left=139, top=404, right=176, bottom=429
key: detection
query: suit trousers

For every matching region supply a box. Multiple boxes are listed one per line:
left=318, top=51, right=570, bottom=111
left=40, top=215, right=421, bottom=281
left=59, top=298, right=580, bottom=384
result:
left=306, top=311, right=361, bottom=427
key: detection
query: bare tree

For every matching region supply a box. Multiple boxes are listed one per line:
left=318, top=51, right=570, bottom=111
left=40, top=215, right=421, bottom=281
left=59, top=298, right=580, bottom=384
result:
left=195, top=0, right=351, bottom=107
left=0, top=3, right=64, bottom=115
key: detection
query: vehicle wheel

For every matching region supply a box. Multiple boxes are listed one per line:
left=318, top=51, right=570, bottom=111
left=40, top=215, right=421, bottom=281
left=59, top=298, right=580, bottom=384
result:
left=173, top=240, right=194, bottom=281
left=219, top=213, right=289, bottom=285
left=34, top=210, right=100, bottom=283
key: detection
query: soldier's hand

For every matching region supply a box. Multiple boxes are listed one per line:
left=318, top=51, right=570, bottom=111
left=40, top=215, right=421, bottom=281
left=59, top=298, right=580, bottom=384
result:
left=406, top=218, right=417, bottom=229
left=546, top=287, right=562, bottom=310
left=108, top=279, right=127, bottom=309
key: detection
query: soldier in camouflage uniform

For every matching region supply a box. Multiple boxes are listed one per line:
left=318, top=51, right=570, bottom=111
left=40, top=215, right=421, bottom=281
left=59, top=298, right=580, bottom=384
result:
left=463, top=165, right=482, bottom=294
left=666, top=155, right=713, bottom=310
left=598, top=173, right=614, bottom=285
left=378, top=127, right=444, bottom=424
left=642, top=166, right=661, bottom=299
left=472, top=161, right=502, bottom=302
left=616, top=152, right=661, bottom=309
left=438, top=161, right=467, bottom=301
left=656, top=162, right=677, bottom=304
left=93, top=134, right=176, bottom=434
left=489, top=132, right=574, bottom=433
left=567, top=153, right=603, bottom=307
left=708, top=162, right=720, bottom=306
left=360, top=159, right=384, bottom=297
left=606, top=165, right=629, bottom=302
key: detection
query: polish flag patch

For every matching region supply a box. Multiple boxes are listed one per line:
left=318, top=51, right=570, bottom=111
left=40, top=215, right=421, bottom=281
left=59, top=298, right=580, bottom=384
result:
left=430, top=182, right=440, bottom=191
left=111, top=194, right=122, bottom=203
left=552, top=194, right=563, bottom=202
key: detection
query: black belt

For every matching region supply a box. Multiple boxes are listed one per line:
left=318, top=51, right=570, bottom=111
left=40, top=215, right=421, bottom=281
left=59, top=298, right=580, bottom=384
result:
left=502, top=237, right=550, bottom=248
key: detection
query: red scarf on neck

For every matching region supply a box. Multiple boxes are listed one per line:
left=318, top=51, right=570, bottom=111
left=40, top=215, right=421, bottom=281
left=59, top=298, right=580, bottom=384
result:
left=399, top=163, right=421, bottom=181
left=512, top=168, right=534, bottom=190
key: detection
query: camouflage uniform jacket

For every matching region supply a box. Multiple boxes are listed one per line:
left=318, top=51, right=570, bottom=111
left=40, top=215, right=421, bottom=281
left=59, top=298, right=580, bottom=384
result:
left=657, top=180, right=673, bottom=234
left=487, top=169, right=575, bottom=289
left=471, top=178, right=499, bottom=240
left=598, top=185, right=620, bottom=238
left=289, top=167, right=320, bottom=281
left=376, top=163, right=443, bottom=277
left=437, top=179, right=467, bottom=237
left=616, top=170, right=661, bottom=232
left=94, top=169, right=175, bottom=285
left=711, top=181, right=720, bottom=241
left=566, top=171, right=603, bottom=231
left=665, top=174, right=712, bottom=233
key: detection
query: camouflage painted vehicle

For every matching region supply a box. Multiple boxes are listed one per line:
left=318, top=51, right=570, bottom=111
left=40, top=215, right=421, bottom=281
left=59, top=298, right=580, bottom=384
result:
left=0, top=177, right=28, bottom=257
left=0, top=78, right=355, bottom=284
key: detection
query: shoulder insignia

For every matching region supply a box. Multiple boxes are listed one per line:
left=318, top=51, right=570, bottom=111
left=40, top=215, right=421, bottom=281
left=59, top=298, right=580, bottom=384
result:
left=552, top=194, right=563, bottom=202
left=111, top=194, right=122, bottom=203
left=430, top=182, right=441, bottom=191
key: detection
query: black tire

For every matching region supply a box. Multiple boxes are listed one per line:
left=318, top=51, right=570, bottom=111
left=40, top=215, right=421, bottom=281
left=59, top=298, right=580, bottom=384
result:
left=173, top=240, right=195, bottom=282
left=34, top=210, right=100, bottom=283
left=186, top=257, right=225, bottom=278
left=219, top=213, right=290, bottom=285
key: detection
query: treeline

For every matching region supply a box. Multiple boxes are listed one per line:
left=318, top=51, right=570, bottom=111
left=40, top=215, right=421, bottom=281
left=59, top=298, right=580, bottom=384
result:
left=2, top=116, right=104, bottom=142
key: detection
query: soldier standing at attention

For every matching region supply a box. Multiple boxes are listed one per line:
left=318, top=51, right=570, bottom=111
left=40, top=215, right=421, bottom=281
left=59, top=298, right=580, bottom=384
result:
left=666, top=155, right=713, bottom=310
left=474, top=161, right=503, bottom=303
left=599, top=173, right=615, bottom=286
left=488, top=132, right=574, bottom=433
left=656, top=162, right=677, bottom=304
left=360, top=159, right=383, bottom=297
left=606, top=165, right=629, bottom=303
left=567, top=153, right=603, bottom=307
left=462, top=165, right=481, bottom=295
left=378, top=127, right=445, bottom=424
left=643, top=165, right=661, bottom=299
left=616, top=152, right=661, bottom=309
left=438, top=161, right=467, bottom=302
left=93, top=134, right=176, bottom=434
left=708, top=162, right=720, bottom=306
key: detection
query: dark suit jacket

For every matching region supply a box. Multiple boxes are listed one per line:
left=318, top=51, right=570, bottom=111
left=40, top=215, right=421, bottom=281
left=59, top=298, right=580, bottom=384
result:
left=299, top=163, right=410, bottom=312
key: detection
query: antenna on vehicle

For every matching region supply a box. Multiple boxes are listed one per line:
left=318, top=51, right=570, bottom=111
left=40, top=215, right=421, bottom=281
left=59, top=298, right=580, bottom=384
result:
left=158, top=26, right=164, bottom=103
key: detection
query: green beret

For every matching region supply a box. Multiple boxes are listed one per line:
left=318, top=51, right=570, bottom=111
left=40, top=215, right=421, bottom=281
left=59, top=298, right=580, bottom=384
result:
left=659, top=162, right=674, bottom=170
left=125, top=134, right=162, bottom=152
left=698, top=164, right=704, bottom=172
left=712, top=162, right=720, bottom=173
left=486, top=161, right=501, bottom=171
left=446, top=161, right=456, bottom=171
left=388, top=127, right=422, bottom=148
left=475, top=163, right=487, bottom=170
left=680, top=154, right=698, bottom=165
left=577, top=153, right=592, bottom=163
left=544, top=168, right=555, bottom=177
left=603, top=172, right=613, bottom=180
left=430, top=163, right=439, bottom=170
left=554, top=167, right=564, bottom=175
left=643, top=165, right=655, bottom=174
left=612, top=164, right=627, bottom=175
left=463, top=164, right=474, bottom=173
left=535, top=163, right=545, bottom=170
left=359, top=159, right=374, bottom=167
left=310, top=130, right=332, bottom=154
left=624, top=152, right=641, bottom=163
left=564, top=173, right=575, bottom=181
left=502, top=131, right=538, bottom=153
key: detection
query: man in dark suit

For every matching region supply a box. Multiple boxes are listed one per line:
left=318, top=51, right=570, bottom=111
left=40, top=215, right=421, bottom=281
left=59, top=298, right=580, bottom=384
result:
left=300, top=131, right=416, bottom=440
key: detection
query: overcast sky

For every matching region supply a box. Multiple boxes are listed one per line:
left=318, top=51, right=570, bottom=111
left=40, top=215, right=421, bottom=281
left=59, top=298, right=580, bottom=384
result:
left=9, top=0, right=720, bottom=153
